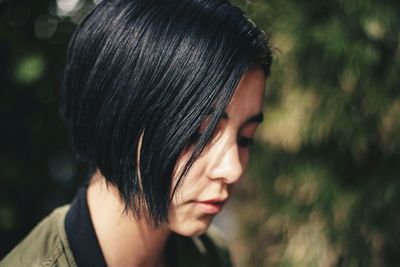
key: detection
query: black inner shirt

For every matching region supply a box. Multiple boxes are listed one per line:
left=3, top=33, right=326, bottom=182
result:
left=65, top=186, right=108, bottom=267
left=64, top=186, right=178, bottom=267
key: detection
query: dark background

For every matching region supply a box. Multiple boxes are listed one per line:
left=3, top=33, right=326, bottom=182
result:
left=1, top=0, right=400, bottom=266
left=0, top=0, right=93, bottom=258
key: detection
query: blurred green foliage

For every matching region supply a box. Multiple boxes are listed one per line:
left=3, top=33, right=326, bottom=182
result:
left=1, top=0, right=399, bottom=266
left=232, top=0, right=400, bottom=266
left=13, top=53, right=46, bottom=85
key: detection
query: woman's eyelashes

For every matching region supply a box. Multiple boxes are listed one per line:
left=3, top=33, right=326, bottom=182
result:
left=194, top=130, right=253, bottom=148
left=237, top=135, right=254, bottom=148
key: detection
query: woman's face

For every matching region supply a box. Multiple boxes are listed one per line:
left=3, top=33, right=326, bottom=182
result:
left=168, top=68, right=266, bottom=236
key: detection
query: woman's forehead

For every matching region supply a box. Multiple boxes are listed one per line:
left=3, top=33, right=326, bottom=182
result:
left=225, top=68, right=266, bottom=121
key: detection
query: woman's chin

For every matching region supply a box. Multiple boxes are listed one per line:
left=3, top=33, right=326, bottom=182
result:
left=171, top=217, right=213, bottom=237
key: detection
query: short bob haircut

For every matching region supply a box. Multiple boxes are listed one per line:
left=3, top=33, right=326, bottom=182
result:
left=60, top=0, right=272, bottom=226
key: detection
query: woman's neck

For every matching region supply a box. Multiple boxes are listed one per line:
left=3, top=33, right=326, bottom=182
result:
left=86, top=171, right=172, bottom=267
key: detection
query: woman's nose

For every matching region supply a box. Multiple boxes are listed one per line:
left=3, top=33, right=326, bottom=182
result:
left=207, top=143, right=244, bottom=184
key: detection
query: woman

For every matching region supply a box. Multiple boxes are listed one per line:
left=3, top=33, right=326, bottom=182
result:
left=1, top=0, right=272, bottom=266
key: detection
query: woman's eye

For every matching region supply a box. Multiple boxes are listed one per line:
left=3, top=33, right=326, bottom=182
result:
left=237, top=136, right=254, bottom=148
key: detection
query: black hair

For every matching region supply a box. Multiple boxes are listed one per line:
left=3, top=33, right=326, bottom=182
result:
left=60, top=0, right=272, bottom=226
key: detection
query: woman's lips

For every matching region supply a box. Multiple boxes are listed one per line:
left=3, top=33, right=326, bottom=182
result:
left=194, top=199, right=227, bottom=214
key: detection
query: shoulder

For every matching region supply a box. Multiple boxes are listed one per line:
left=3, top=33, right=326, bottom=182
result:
left=175, top=225, right=233, bottom=267
left=0, top=205, right=77, bottom=267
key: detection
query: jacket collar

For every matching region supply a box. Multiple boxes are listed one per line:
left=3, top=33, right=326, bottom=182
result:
left=65, top=186, right=107, bottom=267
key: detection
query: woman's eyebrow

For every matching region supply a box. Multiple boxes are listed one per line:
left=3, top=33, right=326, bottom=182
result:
left=221, top=111, right=264, bottom=125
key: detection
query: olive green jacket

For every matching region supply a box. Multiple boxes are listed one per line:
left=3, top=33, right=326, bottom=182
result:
left=0, top=205, right=232, bottom=267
